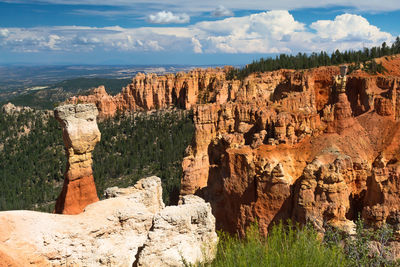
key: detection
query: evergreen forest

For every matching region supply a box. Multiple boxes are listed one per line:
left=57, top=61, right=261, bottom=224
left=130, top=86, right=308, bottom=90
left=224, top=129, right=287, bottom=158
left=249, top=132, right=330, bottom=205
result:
left=0, top=110, right=64, bottom=211
left=0, top=109, right=194, bottom=211
left=93, top=110, right=194, bottom=205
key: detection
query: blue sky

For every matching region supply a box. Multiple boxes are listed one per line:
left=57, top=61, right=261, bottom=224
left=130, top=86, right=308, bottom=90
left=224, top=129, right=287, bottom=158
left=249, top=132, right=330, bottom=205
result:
left=0, top=1, right=399, bottom=65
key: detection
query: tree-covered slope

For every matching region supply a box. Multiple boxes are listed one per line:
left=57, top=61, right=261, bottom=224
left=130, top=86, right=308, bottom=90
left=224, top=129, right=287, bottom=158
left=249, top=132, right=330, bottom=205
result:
left=0, top=109, right=194, bottom=211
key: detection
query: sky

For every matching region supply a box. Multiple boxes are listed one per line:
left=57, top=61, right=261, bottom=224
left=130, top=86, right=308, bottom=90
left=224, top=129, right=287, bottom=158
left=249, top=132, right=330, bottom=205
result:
left=0, top=1, right=399, bottom=65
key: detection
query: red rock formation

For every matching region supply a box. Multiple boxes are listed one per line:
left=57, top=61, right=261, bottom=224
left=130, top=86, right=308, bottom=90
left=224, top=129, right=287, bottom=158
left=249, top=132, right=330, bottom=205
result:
left=68, top=68, right=228, bottom=118
left=328, top=92, right=355, bottom=134
left=178, top=56, right=400, bottom=238
left=54, top=104, right=100, bottom=214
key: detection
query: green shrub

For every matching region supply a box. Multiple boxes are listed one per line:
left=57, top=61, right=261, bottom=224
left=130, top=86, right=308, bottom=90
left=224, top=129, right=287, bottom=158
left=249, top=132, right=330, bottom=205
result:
left=211, top=222, right=348, bottom=267
left=324, top=217, right=397, bottom=267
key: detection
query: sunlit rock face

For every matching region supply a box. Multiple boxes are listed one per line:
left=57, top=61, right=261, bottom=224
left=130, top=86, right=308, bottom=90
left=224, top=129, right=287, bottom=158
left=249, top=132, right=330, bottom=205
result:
left=178, top=57, right=400, bottom=239
left=67, top=68, right=230, bottom=118
left=54, top=103, right=101, bottom=215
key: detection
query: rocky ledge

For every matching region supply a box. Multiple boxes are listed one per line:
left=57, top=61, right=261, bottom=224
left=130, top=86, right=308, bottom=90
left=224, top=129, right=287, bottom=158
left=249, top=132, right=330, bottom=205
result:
left=0, top=176, right=218, bottom=266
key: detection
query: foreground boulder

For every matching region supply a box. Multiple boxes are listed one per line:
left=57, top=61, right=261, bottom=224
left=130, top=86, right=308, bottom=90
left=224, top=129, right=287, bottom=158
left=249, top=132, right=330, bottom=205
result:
left=136, top=195, right=217, bottom=266
left=54, top=104, right=101, bottom=214
left=0, top=176, right=217, bottom=266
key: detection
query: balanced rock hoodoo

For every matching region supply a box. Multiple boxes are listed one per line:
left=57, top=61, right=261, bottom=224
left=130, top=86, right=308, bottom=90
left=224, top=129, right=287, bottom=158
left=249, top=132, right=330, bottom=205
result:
left=54, top=104, right=100, bottom=214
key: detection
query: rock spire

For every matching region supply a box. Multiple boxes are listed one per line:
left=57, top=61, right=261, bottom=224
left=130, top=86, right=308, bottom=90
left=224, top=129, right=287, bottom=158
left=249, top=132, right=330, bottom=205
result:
left=54, top=104, right=101, bottom=214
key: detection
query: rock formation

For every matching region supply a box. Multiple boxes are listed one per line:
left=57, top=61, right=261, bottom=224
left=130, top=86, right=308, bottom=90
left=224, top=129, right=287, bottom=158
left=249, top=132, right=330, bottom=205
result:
left=66, top=55, right=400, bottom=245
left=1, top=102, right=33, bottom=114
left=136, top=195, right=218, bottom=266
left=67, top=68, right=229, bottom=118
left=177, top=56, right=400, bottom=238
left=0, top=176, right=218, bottom=266
left=328, top=66, right=355, bottom=134
left=54, top=104, right=100, bottom=214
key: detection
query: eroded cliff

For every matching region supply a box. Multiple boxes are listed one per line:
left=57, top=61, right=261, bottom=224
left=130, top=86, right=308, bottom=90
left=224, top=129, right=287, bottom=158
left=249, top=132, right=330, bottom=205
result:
left=180, top=57, right=400, bottom=239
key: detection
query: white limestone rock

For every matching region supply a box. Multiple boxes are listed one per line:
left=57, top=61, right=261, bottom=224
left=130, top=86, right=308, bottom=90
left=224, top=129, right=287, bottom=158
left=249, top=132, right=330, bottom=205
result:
left=137, top=195, right=218, bottom=267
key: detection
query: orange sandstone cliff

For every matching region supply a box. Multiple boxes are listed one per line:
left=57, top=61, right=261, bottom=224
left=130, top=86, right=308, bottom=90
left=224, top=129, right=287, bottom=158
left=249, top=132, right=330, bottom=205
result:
left=54, top=104, right=100, bottom=214
left=180, top=58, right=400, bottom=238
left=68, top=68, right=229, bottom=118
left=73, top=55, right=400, bottom=239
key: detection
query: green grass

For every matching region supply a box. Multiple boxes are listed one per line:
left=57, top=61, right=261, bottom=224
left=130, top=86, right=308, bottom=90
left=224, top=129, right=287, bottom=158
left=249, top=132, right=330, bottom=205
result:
left=210, top=222, right=348, bottom=267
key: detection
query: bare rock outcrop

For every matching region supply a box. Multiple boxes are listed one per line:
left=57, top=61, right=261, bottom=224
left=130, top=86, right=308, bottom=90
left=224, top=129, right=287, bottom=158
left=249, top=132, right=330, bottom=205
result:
left=2, top=102, right=18, bottom=114
left=54, top=104, right=101, bottom=214
left=363, top=158, right=400, bottom=229
left=0, top=177, right=218, bottom=266
left=2, top=102, right=33, bottom=114
left=136, top=195, right=217, bottom=266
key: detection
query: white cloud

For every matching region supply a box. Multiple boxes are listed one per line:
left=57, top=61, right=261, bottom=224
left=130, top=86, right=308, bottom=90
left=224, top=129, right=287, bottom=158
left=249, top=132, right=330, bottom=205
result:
left=211, top=5, right=233, bottom=17
left=311, top=14, right=392, bottom=43
left=0, top=29, right=9, bottom=37
left=45, top=34, right=61, bottom=50
left=0, top=11, right=394, bottom=56
left=192, top=10, right=306, bottom=53
left=191, top=37, right=203, bottom=53
left=0, top=26, right=191, bottom=52
left=147, top=11, right=189, bottom=24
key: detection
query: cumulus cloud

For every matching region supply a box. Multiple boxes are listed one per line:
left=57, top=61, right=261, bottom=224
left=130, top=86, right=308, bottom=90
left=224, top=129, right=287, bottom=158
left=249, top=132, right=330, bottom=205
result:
left=0, top=26, right=172, bottom=52
left=311, top=14, right=391, bottom=43
left=0, top=11, right=394, bottom=55
left=191, top=37, right=203, bottom=53
left=192, top=10, right=306, bottom=53
left=147, top=11, right=189, bottom=24
left=211, top=5, right=233, bottom=17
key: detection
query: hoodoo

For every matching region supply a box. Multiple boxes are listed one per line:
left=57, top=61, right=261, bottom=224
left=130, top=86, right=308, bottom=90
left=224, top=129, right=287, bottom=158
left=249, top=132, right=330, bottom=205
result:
left=54, top=104, right=101, bottom=214
left=330, top=65, right=355, bottom=133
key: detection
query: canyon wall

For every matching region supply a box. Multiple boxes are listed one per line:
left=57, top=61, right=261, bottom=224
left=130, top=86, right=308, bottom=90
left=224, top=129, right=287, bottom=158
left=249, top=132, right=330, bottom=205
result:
left=68, top=67, right=229, bottom=118
left=72, top=55, right=400, bottom=238
left=180, top=60, right=400, bottom=238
